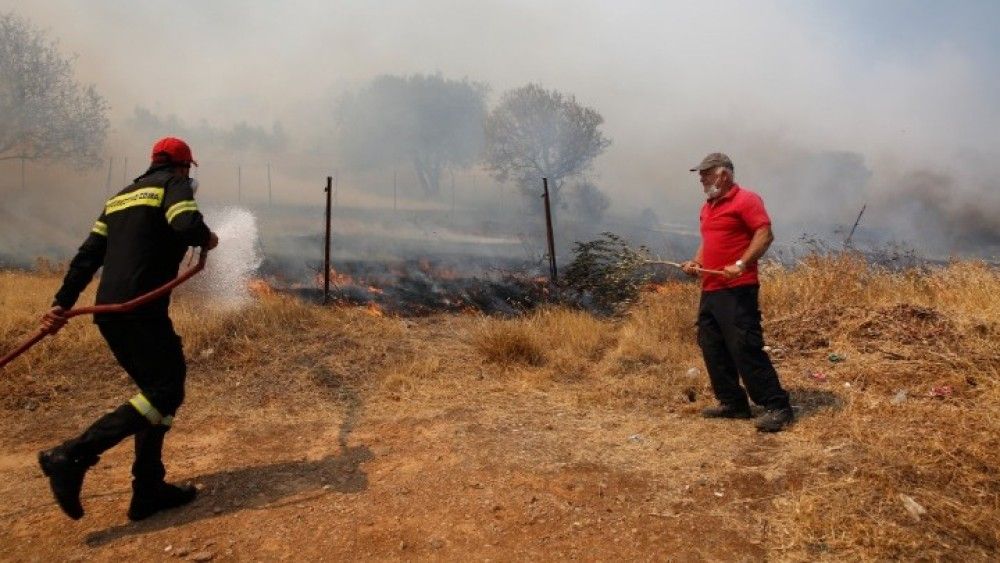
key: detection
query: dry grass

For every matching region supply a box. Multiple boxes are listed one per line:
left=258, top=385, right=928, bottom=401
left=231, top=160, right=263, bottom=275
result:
left=1, top=254, right=998, bottom=560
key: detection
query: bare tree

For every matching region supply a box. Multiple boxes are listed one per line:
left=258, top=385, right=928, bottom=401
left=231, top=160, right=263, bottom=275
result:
left=484, top=84, right=610, bottom=206
left=0, top=12, right=109, bottom=167
left=334, top=73, right=488, bottom=196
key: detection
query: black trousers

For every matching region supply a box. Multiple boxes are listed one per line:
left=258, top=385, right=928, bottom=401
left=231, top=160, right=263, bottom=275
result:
left=61, top=316, right=186, bottom=486
left=98, top=316, right=187, bottom=419
left=697, top=285, right=790, bottom=411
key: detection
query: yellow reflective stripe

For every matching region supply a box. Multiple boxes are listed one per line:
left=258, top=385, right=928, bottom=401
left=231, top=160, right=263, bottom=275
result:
left=105, top=187, right=165, bottom=216
left=129, top=393, right=164, bottom=425
left=165, top=200, right=198, bottom=223
left=91, top=221, right=108, bottom=237
left=162, top=415, right=174, bottom=427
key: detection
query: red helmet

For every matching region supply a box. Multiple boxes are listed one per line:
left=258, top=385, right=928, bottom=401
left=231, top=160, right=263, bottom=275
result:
left=150, top=137, right=198, bottom=167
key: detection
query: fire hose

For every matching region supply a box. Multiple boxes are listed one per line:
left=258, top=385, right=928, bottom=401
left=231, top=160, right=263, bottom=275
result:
left=0, top=248, right=208, bottom=370
left=644, top=259, right=727, bottom=276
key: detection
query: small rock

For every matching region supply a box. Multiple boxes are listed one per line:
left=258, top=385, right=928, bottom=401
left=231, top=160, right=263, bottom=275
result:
left=899, top=494, right=926, bottom=521
left=200, top=348, right=214, bottom=358
left=189, top=551, right=214, bottom=562
left=891, top=389, right=908, bottom=405
left=164, top=545, right=173, bottom=553
left=212, top=506, right=223, bottom=514
left=627, top=434, right=643, bottom=443
left=713, top=491, right=724, bottom=498
left=685, top=367, right=700, bottom=379
left=174, top=547, right=191, bottom=557
left=428, top=538, right=445, bottom=549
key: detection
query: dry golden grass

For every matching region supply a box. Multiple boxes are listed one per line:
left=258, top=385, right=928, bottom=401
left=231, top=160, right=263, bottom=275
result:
left=1, top=254, right=997, bottom=560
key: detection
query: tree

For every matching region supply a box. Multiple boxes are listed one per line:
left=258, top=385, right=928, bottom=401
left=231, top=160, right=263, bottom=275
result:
left=570, top=180, right=611, bottom=223
left=484, top=84, right=610, bottom=206
left=0, top=12, right=109, bottom=167
left=128, top=106, right=288, bottom=154
left=334, top=73, right=488, bottom=196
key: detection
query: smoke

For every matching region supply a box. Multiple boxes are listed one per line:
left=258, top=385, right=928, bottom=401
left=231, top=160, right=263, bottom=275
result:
left=873, top=169, right=1000, bottom=255
left=128, top=107, right=287, bottom=155
left=2, top=1, right=999, bottom=262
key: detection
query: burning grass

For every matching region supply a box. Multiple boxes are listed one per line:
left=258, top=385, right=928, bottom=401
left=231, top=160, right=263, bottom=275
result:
left=1, top=254, right=998, bottom=560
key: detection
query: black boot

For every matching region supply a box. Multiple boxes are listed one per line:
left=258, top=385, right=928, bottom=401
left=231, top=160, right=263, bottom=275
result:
left=38, top=404, right=147, bottom=519
left=127, top=481, right=198, bottom=521
left=127, top=424, right=196, bottom=520
left=37, top=448, right=97, bottom=520
left=132, top=425, right=168, bottom=485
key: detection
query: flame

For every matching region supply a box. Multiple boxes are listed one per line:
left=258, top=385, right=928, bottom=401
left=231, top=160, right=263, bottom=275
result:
left=647, top=283, right=671, bottom=294
left=247, top=278, right=275, bottom=296
left=313, top=267, right=356, bottom=288
left=365, top=302, right=385, bottom=317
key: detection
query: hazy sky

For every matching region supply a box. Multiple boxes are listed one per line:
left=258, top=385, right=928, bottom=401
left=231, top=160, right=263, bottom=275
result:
left=4, top=0, right=1000, bottom=253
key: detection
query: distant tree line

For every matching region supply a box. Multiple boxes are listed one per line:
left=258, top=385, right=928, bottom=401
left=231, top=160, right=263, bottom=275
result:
left=333, top=75, right=613, bottom=221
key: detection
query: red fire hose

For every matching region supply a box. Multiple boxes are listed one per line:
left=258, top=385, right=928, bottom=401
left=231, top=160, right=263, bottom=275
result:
left=0, top=248, right=208, bottom=370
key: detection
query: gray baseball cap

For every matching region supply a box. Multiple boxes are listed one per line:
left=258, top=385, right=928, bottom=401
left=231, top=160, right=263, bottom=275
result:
left=690, top=152, right=734, bottom=172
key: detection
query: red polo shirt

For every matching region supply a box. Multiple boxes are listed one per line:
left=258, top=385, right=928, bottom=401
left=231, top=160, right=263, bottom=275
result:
left=699, top=184, right=771, bottom=292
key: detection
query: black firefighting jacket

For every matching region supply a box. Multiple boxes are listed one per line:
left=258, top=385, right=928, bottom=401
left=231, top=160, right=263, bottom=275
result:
left=53, top=164, right=212, bottom=320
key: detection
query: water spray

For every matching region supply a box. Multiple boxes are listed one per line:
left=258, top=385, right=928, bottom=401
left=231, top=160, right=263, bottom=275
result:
left=186, top=206, right=263, bottom=310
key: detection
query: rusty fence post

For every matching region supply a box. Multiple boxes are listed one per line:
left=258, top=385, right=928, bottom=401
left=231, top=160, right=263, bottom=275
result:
left=542, top=178, right=557, bottom=284
left=323, top=176, right=332, bottom=304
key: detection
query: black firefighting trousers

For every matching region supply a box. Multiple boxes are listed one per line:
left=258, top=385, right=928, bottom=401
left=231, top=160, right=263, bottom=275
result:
left=58, top=316, right=186, bottom=487
left=697, top=285, right=791, bottom=411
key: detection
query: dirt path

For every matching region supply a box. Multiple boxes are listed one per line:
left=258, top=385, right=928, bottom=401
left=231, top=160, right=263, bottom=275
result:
left=0, top=315, right=839, bottom=562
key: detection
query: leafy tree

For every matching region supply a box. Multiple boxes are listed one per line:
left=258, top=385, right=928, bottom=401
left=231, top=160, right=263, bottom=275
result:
left=335, top=73, right=488, bottom=196
left=0, top=12, right=108, bottom=167
left=484, top=84, right=610, bottom=205
left=570, top=180, right=611, bottom=223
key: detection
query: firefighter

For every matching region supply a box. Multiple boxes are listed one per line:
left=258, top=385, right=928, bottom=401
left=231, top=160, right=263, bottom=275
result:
left=38, top=137, right=218, bottom=520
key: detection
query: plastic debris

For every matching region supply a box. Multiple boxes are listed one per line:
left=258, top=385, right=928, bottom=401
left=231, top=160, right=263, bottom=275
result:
left=809, top=371, right=828, bottom=382
left=929, top=385, right=953, bottom=398
left=899, top=494, right=927, bottom=521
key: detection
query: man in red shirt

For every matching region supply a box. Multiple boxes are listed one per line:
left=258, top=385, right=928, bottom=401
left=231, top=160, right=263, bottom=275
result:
left=681, top=153, right=793, bottom=432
